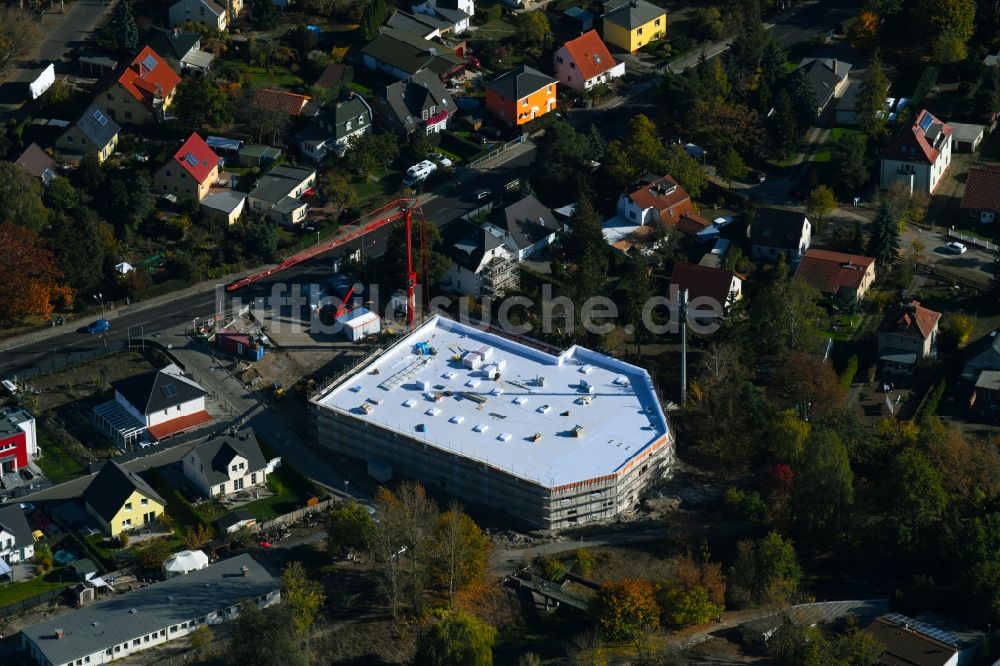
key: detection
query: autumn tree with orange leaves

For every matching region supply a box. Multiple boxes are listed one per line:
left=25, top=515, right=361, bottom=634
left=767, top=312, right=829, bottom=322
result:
left=0, top=224, right=72, bottom=325
left=849, top=10, right=879, bottom=51
left=591, top=578, right=660, bottom=641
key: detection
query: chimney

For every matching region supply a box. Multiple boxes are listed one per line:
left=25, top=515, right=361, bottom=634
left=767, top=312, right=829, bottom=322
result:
left=832, top=58, right=838, bottom=75
left=55, top=629, right=64, bottom=640
left=241, top=565, right=249, bottom=577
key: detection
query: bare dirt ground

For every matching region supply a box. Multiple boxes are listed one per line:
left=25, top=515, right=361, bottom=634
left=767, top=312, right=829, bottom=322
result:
left=22, top=351, right=157, bottom=413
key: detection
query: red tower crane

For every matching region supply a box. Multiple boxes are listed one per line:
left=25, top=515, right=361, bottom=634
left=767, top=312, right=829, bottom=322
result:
left=226, top=198, right=429, bottom=326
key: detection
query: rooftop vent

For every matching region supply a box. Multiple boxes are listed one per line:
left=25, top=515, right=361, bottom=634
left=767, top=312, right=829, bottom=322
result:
left=426, top=407, right=441, bottom=416
left=241, top=565, right=249, bottom=577
left=450, top=415, right=465, bottom=424
left=129, top=609, right=138, bottom=614
left=54, top=629, right=64, bottom=640
left=497, top=432, right=512, bottom=441
left=473, top=424, right=489, bottom=433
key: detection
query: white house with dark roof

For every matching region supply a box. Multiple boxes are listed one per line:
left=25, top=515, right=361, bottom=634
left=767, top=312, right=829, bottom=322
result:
left=0, top=504, right=34, bottom=564
left=750, top=209, right=811, bottom=263
left=21, top=554, right=278, bottom=666
left=411, top=0, right=474, bottom=34
left=798, top=57, right=851, bottom=118
left=55, top=104, right=120, bottom=162
left=375, top=68, right=454, bottom=137
left=93, top=363, right=211, bottom=448
left=182, top=430, right=272, bottom=498
left=145, top=27, right=214, bottom=72
left=440, top=220, right=519, bottom=297
left=485, top=195, right=561, bottom=261
left=168, top=0, right=235, bottom=30
left=299, top=95, right=373, bottom=160
left=880, top=109, right=952, bottom=195
left=246, top=165, right=316, bottom=226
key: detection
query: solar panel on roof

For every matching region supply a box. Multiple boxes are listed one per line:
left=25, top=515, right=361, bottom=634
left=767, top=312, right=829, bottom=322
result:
left=141, top=54, right=159, bottom=72
left=93, top=109, right=107, bottom=125
left=883, top=613, right=960, bottom=647
left=184, top=152, right=198, bottom=167
left=919, top=113, right=933, bottom=132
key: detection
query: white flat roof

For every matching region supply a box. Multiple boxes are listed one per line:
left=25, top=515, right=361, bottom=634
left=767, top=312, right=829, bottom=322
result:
left=315, top=316, right=670, bottom=489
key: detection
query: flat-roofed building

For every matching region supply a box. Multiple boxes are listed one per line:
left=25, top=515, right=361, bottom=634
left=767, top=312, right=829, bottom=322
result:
left=21, top=554, right=278, bottom=666
left=311, top=315, right=674, bottom=530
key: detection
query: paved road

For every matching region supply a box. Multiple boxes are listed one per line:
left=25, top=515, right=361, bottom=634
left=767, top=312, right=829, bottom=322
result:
left=0, top=147, right=538, bottom=377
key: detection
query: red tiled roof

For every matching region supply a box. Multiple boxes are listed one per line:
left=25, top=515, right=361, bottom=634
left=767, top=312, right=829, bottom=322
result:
left=670, top=262, right=741, bottom=309
left=882, top=109, right=952, bottom=165
left=118, top=46, right=180, bottom=107
left=675, top=212, right=711, bottom=236
left=146, top=410, right=213, bottom=440
left=960, top=164, right=1000, bottom=213
left=795, top=248, right=875, bottom=296
left=252, top=88, right=311, bottom=116
left=628, top=175, right=694, bottom=219
left=561, top=30, right=618, bottom=81
left=172, top=132, right=220, bottom=184
left=877, top=300, right=942, bottom=340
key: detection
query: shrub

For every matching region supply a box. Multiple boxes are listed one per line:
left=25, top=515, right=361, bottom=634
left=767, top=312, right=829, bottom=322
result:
left=118, top=531, right=130, bottom=548
left=839, top=355, right=858, bottom=391
left=591, top=578, right=660, bottom=641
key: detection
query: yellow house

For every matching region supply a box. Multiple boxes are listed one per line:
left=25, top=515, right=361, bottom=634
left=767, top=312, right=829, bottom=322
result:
left=600, top=0, right=666, bottom=53
left=83, top=460, right=166, bottom=537
left=55, top=104, right=120, bottom=163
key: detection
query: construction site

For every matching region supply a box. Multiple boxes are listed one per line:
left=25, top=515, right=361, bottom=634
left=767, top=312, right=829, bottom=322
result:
left=310, top=315, right=675, bottom=531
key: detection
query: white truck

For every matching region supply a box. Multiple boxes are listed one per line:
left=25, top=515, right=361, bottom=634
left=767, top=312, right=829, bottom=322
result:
left=403, top=160, right=437, bottom=187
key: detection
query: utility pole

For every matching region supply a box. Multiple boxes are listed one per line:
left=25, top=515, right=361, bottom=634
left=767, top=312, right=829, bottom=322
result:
left=680, top=288, right=688, bottom=406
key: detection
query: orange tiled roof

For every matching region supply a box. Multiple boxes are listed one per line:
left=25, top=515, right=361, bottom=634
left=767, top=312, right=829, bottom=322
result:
left=118, top=46, right=180, bottom=107
left=252, top=88, right=312, bottom=116
left=878, top=300, right=942, bottom=340
left=628, top=175, right=694, bottom=219
left=562, top=30, right=618, bottom=81
left=795, top=248, right=875, bottom=295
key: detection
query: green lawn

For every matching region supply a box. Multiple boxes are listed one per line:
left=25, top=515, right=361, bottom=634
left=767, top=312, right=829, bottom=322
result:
left=238, top=466, right=317, bottom=522
left=0, top=568, right=71, bottom=609
left=472, top=16, right=518, bottom=41
left=216, top=60, right=305, bottom=90
left=35, top=430, right=87, bottom=483
left=351, top=171, right=402, bottom=206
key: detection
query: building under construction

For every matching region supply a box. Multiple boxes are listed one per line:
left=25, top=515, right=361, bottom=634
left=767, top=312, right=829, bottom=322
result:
left=310, top=315, right=673, bottom=530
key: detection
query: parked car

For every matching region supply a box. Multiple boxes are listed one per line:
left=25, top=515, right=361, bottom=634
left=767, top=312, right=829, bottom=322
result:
left=84, top=319, right=111, bottom=334
left=427, top=152, right=453, bottom=167
left=713, top=216, right=734, bottom=227
left=748, top=169, right=766, bottom=183
left=469, top=132, right=487, bottom=145
left=946, top=241, right=968, bottom=254
left=475, top=189, right=492, bottom=201
left=466, top=55, right=481, bottom=69
left=53, top=316, right=64, bottom=326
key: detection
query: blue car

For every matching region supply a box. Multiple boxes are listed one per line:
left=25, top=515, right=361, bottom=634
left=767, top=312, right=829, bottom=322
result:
left=84, top=319, right=111, bottom=334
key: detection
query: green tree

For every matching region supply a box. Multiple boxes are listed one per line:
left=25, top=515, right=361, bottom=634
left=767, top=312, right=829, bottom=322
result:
left=531, top=120, right=595, bottom=204
left=227, top=604, right=308, bottom=666
left=771, top=91, right=799, bottom=160
left=238, top=217, right=278, bottom=262
left=601, top=140, right=637, bottom=193
left=347, top=132, right=399, bottom=177
left=625, top=114, right=666, bottom=177
left=591, top=578, right=660, bottom=641
left=281, top=561, right=325, bottom=640
left=414, top=610, right=497, bottom=666
left=0, top=7, right=40, bottom=75
left=662, top=144, right=707, bottom=198
left=919, top=0, right=976, bottom=62
left=74, top=151, right=105, bottom=193
left=0, top=162, right=49, bottom=233
left=745, top=277, right=824, bottom=356
left=321, top=170, right=358, bottom=213
left=173, top=77, right=233, bottom=128
left=805, top=185, right=836, bottom=230
left=692, top=6, right=723, bottom=40
left=326, top=500, right=375, bottom=556
left=792, top=429, right=854, bottom=542
left=884, top=448, right=948, bottom=552
left=832, top=131, right=870, bottom=191
left=858, top=53, right=890, bottom=139
left=766, top=409, right=811, bottom=462
left=625, top=260, right=652, bottom=357
left=727, top=531, right=801, bottom=608
left=47, top=213, right=105, bottom=294
left=788, top=66, right=818, bottom=127
left=866, top=200, right=900, bottom=269
left=252, top=0, right=279, bottom=29
left=110, top=0, right=139, bottom=55
left=659, top=583, right=723, bottom=628
left=382, top=219, right=451, bottom=294
left=715, top=146, right=747, bottom=186
left=517, top=11, right=551, bottom=55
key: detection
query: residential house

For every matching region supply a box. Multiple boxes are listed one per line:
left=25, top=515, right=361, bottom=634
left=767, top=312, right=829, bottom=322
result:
left=485, top=65, right=557, bottom=126
left=864, top=615, right=959, bottom=666
left=880, top=109, right=953, bottom=195
left=300, top=94, right=373, bottom=160
left=949, top=121, right=985, bottom=153
left=614, top=174, right=708, bottom=232
left=93, top=363, right=211, bottom=448
left=201, top=190, right=247, bottom=225
left=554, top=30, right=625, bottom=92
left=361, top=27, right=465, bottom=82
left=484, top=195, right=560, bottom=260
left=314, top=63, right=349, bottom=97
left=750, top=208, right=811, bottom=263
left=168, top=0, right=240, bottom=31
left=14, top=143, right=57, bottom=184
left=440, top=220, right=519, bottom=298
left=973, top=371, right=1000, bottom=416
left=798, top=57, right=851, bottom=118
left=154, top=132, right=221, bottom=202
left=877, top=299, right=941, bottom=375
left=238, top=143, right=281, bottom=168
left=412, top=0, right=474, bottom=34
left=0, top=408, right=38, bottom=475
left=794, top=249, right=876, bottom=302
left=0, top=504, right=34, bottom=564
left=386, top=9, right=451, bottom=40
left=82, top=460, right=166, bottom=537
left=600, top=0, right=666, bottom=53
left=216, top=509, right=256, bottom=534
left=669, top=262, right=744, bottom=316
left=562, top=6, right=595, bottom=35
left=375, top=68, right=454, bottom=137
left=965, top=331, right=1000, bottom=418
left=960, top=165, right=1000, bottom=224
left=21, top=554, right=279, bottom=666
left=103, top=46, right=181, bottom=124
left=55, top=104, right=120, bottom=162
left=246, top=165, right=316, bottom=226
left=182, top=430, right=270, bottom=498
left=252, top=88, right=312, bottom=117
left=145, top=26, right=214, bottom=72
